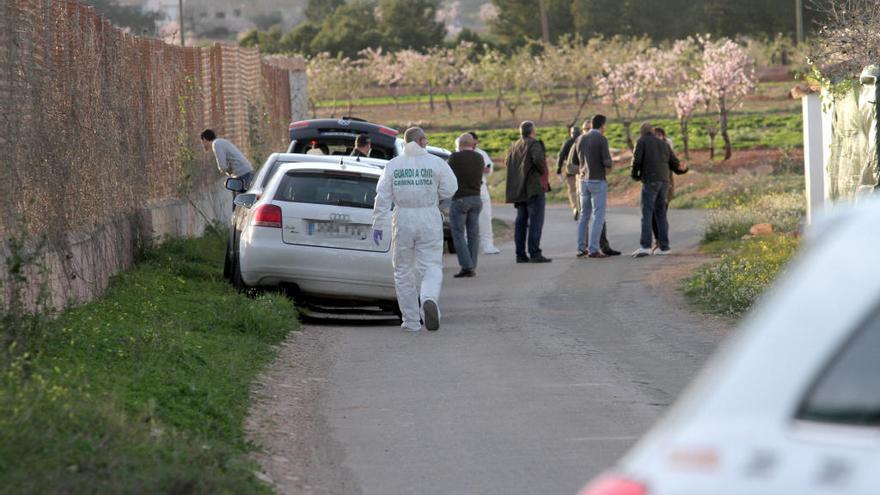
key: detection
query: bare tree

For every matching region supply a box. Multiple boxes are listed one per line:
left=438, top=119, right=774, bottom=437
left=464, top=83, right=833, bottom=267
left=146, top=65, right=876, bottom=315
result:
left=809, top=0, right=880, bottom=80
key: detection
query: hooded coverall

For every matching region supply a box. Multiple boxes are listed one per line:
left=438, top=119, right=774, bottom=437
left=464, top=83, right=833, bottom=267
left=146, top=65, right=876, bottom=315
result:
left=373, top=142, right=458, bottom=330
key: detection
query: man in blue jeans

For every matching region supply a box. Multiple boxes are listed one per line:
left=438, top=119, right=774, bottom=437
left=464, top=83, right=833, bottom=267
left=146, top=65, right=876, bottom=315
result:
left=631, top=122, right=681, bottom=257
left=504, top=121, right=551, bottom=263
left=447, top=133, right=484, bottom=277
left=571, top=115, right=613, bottom=258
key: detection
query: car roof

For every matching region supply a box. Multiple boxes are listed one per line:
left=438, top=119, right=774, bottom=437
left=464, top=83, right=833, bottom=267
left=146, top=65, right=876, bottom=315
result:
left=288, top=118, right=399, bottom=149
left=270, top=152, right=387, bottom=170
left=271, top=157, right=385, bottom=177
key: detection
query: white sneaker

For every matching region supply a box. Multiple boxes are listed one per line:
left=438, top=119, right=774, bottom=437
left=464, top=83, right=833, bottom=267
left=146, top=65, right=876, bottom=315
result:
left=422, top=299, right=440, bottom=331
left=655, top=248, right=671, bottom=255
left=483, top=246, right=501, bottom=255
left=401, top=324, right=421, bottom=332
left=631, top=247, right=652, bottom=258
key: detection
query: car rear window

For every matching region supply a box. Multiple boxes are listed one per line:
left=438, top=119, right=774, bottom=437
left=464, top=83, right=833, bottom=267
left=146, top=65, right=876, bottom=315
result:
left=274, top=171, right=378, bottom=209
left=796, top=311, right=880, bottom=426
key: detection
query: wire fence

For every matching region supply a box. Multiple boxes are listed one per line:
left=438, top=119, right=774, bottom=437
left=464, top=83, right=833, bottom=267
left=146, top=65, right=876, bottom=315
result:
left=0, top=0, right=304, bottom=308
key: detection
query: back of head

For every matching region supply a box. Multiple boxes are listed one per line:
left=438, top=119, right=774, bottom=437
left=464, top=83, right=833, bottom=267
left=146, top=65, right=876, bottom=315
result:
left=571, top=126, right=582, bottom=137
left=456, top=133, right=476, bottom=149
left=200, top=128, right=216, bottom=141
left=468, top=131, right=479, bottom=142
left=355, top=134, right=371, bottom=148
left=640, top=121, right=654, bottom=137
left=404, top=126, right=426, bottom=143
left=590, top=114, right=606, bottom=131
left=519, top=120, right=535, bottom=139
left=654, top=127, right=666, bottom=139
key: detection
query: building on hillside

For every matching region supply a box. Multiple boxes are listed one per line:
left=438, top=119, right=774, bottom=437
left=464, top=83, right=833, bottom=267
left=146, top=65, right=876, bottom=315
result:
left=115, top=0, right=307, bottom=41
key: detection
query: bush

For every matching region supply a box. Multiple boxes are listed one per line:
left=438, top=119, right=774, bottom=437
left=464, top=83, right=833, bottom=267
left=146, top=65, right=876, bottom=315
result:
left=703, top=192, right=805, bottom=242
left=685, top=234, right=800, bottom=316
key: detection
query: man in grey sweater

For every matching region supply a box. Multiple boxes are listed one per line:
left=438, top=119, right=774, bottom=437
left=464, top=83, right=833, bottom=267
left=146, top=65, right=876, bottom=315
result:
left=200, top=128, right=254, bottom=188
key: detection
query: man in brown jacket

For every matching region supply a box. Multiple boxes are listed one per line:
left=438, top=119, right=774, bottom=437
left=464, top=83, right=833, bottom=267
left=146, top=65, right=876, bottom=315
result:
left=505, top=121, right=552, bottom=263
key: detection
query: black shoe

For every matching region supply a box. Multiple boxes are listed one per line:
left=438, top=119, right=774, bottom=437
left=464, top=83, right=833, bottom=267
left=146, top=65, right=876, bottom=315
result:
left=423, top=299, right=439, bottom=331
left=530, top=256, right=552, bottom=263
left=576, top=250, right=589, bottom=258
left=601, top=248, right=622, bottom=256
left=516, top=256, right=530, bottom=263
left=453, top=269, right=475, bottom=278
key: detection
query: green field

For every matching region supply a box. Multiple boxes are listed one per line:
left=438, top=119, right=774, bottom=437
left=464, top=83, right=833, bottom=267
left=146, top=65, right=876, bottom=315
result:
left=0, top=230, right=297, bottom=492
left=429, top=112, right=802, bottom=159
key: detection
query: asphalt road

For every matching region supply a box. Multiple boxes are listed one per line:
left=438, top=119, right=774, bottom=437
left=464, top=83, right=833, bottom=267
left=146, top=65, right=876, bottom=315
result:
left=248, top=205, right=730, bottom=495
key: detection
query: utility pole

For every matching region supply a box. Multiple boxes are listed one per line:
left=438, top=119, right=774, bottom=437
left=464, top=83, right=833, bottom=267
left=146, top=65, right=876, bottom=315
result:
left=538, top=0, right=550, bottom=43
left=179, top=0, right=185, bottom=46
left=796, top=0, right=804, bottom=44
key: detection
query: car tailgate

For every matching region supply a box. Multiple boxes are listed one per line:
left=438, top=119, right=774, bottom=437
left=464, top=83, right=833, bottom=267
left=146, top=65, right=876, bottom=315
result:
left=280, top=203, right=389, bottom=252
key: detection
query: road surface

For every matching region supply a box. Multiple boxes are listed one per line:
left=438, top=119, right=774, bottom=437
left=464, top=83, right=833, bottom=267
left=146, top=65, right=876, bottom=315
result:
left=247, top=205, right=731, bottom=495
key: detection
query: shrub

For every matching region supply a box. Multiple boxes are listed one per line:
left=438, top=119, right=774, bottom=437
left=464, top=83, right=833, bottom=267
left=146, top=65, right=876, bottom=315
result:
left=685, top=234, right=800, bottom=316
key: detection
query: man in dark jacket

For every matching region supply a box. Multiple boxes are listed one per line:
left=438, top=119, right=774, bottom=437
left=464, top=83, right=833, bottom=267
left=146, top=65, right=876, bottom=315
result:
left=631, top=122, right=682, bottom=257
left=556, top=126, right=581, bottom=220
left=505, top=121, right=551, bottom=263
left=350, top=135, right=371, bottom=158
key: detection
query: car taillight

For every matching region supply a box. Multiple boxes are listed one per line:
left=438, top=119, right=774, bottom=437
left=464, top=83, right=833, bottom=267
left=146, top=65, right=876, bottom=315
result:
left=378, top=126, right=398, bottom=137
left=253, top=204, right=282, bottom=228
left=577, top=474, right=647, bottom=495
left=288, top=120, right=309, bottom=130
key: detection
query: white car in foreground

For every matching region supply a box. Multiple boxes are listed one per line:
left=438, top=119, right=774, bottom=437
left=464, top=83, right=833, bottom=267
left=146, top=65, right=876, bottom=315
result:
left=225, top=154, right=397, bottom=311
left=578, top=200, right=880, bottom=495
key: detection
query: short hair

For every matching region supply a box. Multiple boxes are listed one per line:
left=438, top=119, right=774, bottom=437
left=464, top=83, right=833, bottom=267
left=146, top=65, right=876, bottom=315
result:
left=520, top=120, right=535, bottom=138
left=654, top=127, right=667, bottom=137
left=467, top=131, right=479, bottom=141
left=457, top=133, right=476, bottom=148
left=640, top=121, right=654, bottom=136
left=581, top=120, right=591, bottom=130
left=571, top=126, right=582, bottom=136
left=354, top=135, right=371, bottom=148
left=200, top=129, right=217, bottom=141
left=590, top=115, right=606, bottom=130
left=403, top=127, right=426, bottom=143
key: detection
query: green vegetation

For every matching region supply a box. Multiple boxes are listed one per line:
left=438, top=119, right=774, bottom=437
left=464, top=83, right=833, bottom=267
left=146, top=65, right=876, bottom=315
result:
left=0, top=230, right=297, bottom=493
left=431, top=112, right=803, bottom=159
left=685, top=235, right=799, bottom=316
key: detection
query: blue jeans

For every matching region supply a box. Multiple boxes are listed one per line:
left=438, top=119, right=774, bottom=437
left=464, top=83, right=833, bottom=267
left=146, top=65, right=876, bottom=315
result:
left=514, top=194, right=545, bottom=259
left=450, top=195, right=482, bottom=270
left=640, top=181, right=669, bottom=249
left=577, top=180, right=608, bottom=253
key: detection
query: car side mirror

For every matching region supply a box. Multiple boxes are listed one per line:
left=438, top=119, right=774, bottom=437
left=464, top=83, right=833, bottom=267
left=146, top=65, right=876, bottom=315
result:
left=226, top=177, right=246, bottom=193
left=233, top=193, right=258, bottom=209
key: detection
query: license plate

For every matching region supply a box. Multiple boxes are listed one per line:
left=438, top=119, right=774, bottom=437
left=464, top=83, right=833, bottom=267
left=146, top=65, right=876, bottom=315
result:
left=308, top=221, right=368, bottom=239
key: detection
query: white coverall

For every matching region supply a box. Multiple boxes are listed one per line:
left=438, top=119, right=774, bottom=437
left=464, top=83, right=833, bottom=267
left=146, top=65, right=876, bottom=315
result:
left=475, top=147, right=500, bottom=254
left=373, top=141, right=458, bottom=330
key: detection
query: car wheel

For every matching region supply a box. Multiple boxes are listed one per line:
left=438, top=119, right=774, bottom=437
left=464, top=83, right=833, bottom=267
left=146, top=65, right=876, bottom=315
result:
left=231, top=251, right=246, bottom=291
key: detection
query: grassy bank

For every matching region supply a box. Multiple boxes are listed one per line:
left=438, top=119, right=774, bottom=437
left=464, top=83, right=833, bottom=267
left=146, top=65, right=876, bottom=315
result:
left=683, top=181, right=804, bottom=317
left=0, top=229, right=297, bottom=493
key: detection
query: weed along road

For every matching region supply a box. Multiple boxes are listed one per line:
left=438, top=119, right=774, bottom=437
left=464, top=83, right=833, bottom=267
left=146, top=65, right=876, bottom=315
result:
left=248, top=205, right=730, bottom=495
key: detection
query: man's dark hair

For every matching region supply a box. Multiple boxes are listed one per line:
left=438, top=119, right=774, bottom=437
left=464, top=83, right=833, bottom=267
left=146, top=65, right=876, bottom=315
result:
left=355, top=135, right=371, bottom=147
left=520, top=120, right=535, bottom=138
left=200, top=129, right=216, bottom=141
left=468, top=131, right=479, bottom=141
left=654, top=127, right=667, bottom=137
left=591, top=115, right=606, bottom=130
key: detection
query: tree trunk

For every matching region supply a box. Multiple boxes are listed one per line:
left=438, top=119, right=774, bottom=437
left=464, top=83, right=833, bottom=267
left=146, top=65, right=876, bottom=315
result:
left=495, top=93, right=502, bottom=119
left=539, top=97, right=546, bottom=121
left=680, top=117, right=689, bottom=160
left=347, top=100, right=353, bottom=117
left=624, top=120, right=634, bottom=150
left=444, top=91, right=453, bottom=113
left=428, top=84, right=435, bottom=113
left=719, top=98, right=732, bottom=160
left=708, top=131, right=717, bottom=160
left=574, top=87, right=580, bottom=106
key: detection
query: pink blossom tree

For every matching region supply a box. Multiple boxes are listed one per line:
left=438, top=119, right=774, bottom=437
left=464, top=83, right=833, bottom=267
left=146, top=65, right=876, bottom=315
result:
left=360, top=48, right=405, bottom=110
left=698, top=37, right=757, bottom=160
left=596, top=50, right=664, bottom=149
left=671, top=86, right=704, bottom=159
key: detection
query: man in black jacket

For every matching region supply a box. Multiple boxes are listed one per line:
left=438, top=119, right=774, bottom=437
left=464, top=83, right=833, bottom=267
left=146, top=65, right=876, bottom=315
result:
left=556, top=126, right=581, bottom=221
left=351, top=135, right=371, bottom=158
left=631, top=122, right=681, bottom=257
left=505, top=121, right=551, bottom=264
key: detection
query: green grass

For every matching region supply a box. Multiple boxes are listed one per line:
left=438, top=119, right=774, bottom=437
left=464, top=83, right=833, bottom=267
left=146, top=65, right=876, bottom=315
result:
left=316, top=90, right=490, bottom=108
left=684, top=234, right=800, bottom=317
left=430, top=112, right=803, bottom=159
left=0, top=229, right=298, bottom=493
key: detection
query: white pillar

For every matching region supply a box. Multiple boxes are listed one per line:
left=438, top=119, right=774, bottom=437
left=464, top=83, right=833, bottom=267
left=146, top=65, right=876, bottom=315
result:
left=802, top=93, right=826, bottom=225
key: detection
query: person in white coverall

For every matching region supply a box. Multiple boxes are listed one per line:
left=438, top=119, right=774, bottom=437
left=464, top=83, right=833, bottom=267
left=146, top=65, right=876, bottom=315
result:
left=459, top=132, right=501, bottom=255
left=372, top=127, right=458, bottom=332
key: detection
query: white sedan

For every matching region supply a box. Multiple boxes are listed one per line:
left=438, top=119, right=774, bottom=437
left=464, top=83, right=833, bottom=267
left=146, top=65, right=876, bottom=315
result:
left=225, top=154, right=397, bottom=311
left=578, top=199, right=880, bottom=495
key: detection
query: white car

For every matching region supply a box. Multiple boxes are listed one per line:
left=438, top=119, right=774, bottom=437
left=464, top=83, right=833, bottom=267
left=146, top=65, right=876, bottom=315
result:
left=578, top=200, right=880, bottom=495
left=224, top=153, right=397, bottom=312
